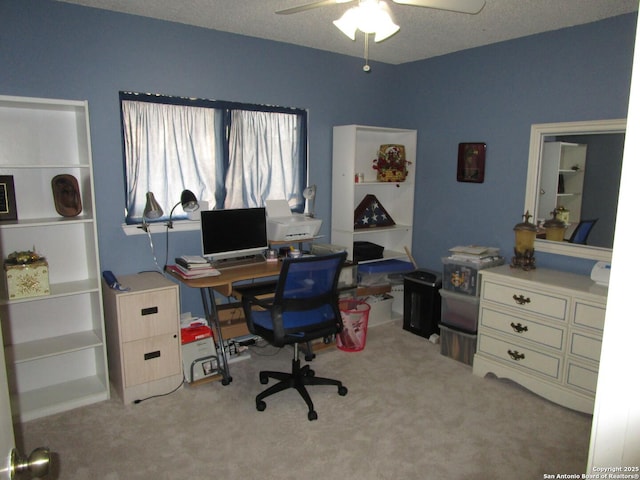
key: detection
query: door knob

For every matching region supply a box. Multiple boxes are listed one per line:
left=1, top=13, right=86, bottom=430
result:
left=10, top=447, right=51, bottom=479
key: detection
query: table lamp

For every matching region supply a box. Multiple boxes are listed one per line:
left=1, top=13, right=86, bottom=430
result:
left=543, top=209, right=566, bottom=242
left=511, top=211, right=536, bottom=270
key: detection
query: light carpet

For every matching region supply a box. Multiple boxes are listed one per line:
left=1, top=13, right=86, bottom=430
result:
left=17, top=320, right=592, bottom=479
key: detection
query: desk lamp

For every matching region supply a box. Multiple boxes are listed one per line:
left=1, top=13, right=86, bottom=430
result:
left=164, top=189, right=200, bottom=270
left=141, top=191, right=164, bottom=272
left=166, top=189, right=199, bottom=229
left=141, top=191, right=164, bottom=232
left=303, top=185, right=316, bottom=217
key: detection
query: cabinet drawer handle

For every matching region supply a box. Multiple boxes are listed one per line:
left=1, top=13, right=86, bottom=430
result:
left=507, top=349, right=525, bottom=361
left=141, top=306, right=158, bottom=316
left=144, top=350, right=161, bottom=360
left=510, top=322, right=529, bottom=333
left=512, top=294, right=531, bottom=305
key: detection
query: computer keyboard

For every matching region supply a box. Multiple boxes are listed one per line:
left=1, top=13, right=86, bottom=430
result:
left=213, top=254, right=267, bottom=270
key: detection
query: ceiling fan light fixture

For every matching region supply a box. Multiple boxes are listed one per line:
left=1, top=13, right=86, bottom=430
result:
left=333, top=7, right=359, bottom=40
left=334, top=0, right=399, bottom=43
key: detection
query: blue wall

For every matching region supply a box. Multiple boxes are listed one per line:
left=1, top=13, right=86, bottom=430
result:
left=1, top=0, right=636, bottom=315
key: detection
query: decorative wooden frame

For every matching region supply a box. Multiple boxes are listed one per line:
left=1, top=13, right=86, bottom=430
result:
left=0, top=175, right=17, bottom=221
left=457, top=143, right=486, bottom=183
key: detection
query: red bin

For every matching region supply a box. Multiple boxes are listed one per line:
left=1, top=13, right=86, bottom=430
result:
left=336, top=299, right=370, bottom=352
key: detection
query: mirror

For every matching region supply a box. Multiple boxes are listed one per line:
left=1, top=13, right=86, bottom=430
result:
left=524, top=119, right=626, bottom=262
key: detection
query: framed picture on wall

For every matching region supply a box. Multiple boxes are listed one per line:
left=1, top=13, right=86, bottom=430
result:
left=457, top=143, right=486, bottom=183
left=0, top=175, right=17, bottom=221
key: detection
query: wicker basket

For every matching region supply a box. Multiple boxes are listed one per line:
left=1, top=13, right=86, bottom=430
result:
left=377, top=168, right=407, bottom=182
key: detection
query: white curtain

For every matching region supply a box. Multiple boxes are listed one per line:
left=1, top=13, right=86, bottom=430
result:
left=122, top=100, right=219, bottom=222
left=225, top=110, right=303, bottom=209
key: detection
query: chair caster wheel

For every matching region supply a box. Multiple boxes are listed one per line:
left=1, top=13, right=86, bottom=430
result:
left=308, top=410, right=318, bottom=421
left=259, top=374, right=268, bottom=385
left=338, top=386, right=348, bottom=396
left=222, top=377, right=232, bottom=386
left=256, top=400, right=266, bottom=412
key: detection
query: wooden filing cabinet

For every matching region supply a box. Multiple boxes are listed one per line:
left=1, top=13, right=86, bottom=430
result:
left=473, top=265, right=607, bottom=414
left=102, top=272, right=182, bottom=404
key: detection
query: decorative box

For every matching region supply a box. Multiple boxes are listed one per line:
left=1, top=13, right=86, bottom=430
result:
left=4, top=260, right=50, bottom=299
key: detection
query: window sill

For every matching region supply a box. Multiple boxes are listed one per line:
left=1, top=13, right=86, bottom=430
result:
left=122, top=219, right=201, bottom=236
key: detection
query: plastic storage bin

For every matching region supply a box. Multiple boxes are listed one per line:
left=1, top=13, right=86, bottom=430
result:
left=358, top=259, right=414, bottom=286
left=439, top=288, right=480, bottom=333
left=439, top=324, right=477, bottom=366
left=441, top=256, right=504, bottom=296
left=336, top=299, right=370, bottom=352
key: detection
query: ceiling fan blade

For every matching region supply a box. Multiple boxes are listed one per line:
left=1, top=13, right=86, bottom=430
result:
left=276, top=0, right=354, bottom=15
left=392, top=0, right=486, bottom=14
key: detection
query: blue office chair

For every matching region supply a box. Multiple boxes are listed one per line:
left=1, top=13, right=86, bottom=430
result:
left=568, top=219, right=598, bottom=244
left=239, top=252, right=348, bottom=421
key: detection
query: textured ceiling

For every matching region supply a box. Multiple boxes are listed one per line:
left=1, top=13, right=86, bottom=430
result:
left=57, top=0, right=638, bottom=65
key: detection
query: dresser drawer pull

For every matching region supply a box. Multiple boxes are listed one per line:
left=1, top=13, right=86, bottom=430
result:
left=144, top=350, right=161, bottom=360
left=507, top=349, right=525, bottom=361
left=510, top=322, right=529, bottom=333
left=512, top=294, right=531, bottom=305
left=141, top=306, right=158, bottom=316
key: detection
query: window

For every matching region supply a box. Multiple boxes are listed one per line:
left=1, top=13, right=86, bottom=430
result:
left=120, top=92, right=308, bottom=224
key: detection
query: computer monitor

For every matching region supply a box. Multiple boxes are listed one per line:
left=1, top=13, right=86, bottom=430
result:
left=200, top=207, right=269, bottom=262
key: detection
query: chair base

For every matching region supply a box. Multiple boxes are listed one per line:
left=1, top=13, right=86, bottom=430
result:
left=255, top=357, right=348, bottom=421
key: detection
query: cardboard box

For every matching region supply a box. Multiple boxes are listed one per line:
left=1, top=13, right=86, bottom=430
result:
left=362, top=293, right=394, bottom=327
left=217, top=304, right=249, bottom=339
left=4, top=260, right=50, bottom=299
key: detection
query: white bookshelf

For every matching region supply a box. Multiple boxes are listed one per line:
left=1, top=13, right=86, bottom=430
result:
left=0, top=95, right=109, bottom=421
left=331, top=125, right=417, bottom=262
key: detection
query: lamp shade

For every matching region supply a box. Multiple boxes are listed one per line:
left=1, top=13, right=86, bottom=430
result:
left=143, top=192, right=164, bottom=220
left=333, top=0, right=399, bottom=43
left=180, top=189, right=199, bottom=213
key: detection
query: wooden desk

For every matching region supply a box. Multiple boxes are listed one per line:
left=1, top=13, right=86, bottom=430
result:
left=167, top=261, right=281, bottom=385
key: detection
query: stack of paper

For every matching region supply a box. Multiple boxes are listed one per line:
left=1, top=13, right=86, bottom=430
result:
left=448, top=245, right=501, bottom=262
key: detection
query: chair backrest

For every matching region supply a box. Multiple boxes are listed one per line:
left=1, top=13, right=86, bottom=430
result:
left=568, top=219, right=598, bottom=244
left=270, top=252, right=347, bottom=343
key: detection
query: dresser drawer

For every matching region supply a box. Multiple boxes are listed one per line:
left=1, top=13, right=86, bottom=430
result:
left=566, top=361, right=598, bottom=394
left=119, top=289, right=179, bottom=342
left=123, top=334, right=182, bottom=387
left=573, top=301, right=606, bottom=332
left=482, top=280, right=567, bottom=321
left=480, top=307, right=565, bottom=351
left=477, top=334, right=562, bottom=380
left=569, top=331, right=602, bottom=363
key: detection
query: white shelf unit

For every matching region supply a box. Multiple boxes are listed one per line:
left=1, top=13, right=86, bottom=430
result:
left=331, top=125, right=417, bottom=262
left=0, top=95, right=109, bottom=422
left=538, top=141, right=586, bottom=226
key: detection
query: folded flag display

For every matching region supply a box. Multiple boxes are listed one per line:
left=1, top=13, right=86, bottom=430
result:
left=354, top=194, right=395, bottom=229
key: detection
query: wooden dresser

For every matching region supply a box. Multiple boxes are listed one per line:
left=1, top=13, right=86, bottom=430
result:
left=473, top=264, right=607, bottom=413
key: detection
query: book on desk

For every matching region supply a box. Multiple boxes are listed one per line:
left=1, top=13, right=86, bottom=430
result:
left=166, top=263, right=221, bottom=279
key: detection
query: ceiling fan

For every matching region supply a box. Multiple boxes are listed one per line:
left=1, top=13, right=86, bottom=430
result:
left=276, top=0, right=486, bottom=16
left=277, top=0, right=485, bottom=72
